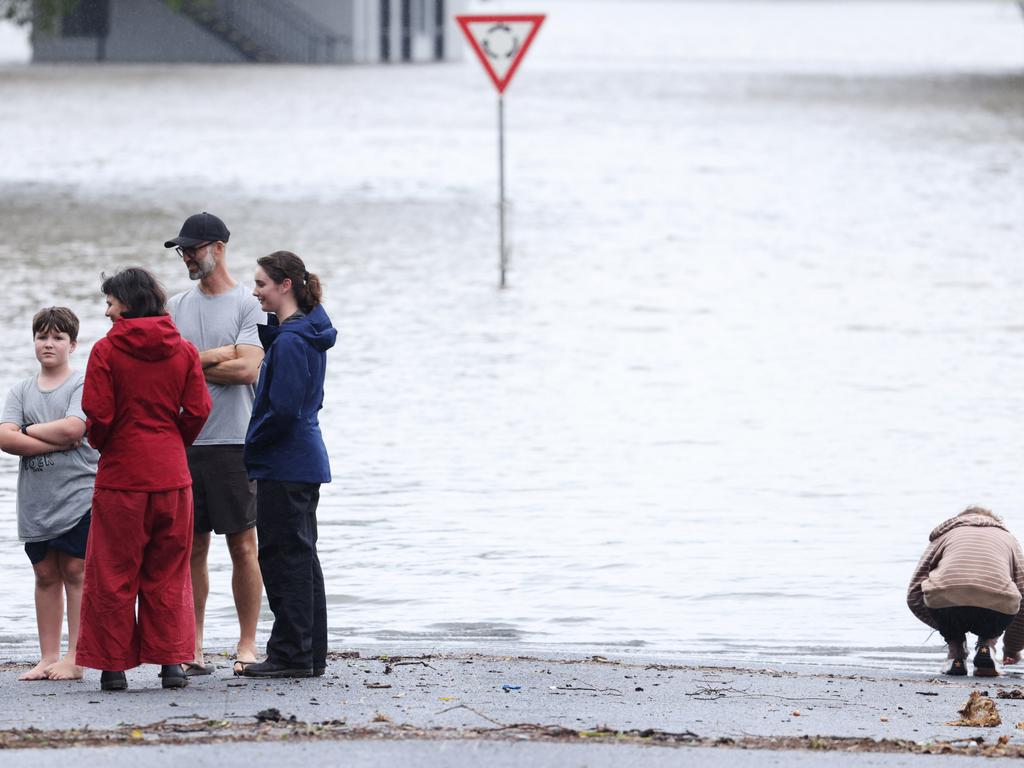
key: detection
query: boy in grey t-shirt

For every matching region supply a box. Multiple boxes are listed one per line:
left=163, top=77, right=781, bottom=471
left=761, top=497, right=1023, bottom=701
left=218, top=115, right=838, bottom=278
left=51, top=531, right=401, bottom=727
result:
left=0, top=308, right=98, bottom=681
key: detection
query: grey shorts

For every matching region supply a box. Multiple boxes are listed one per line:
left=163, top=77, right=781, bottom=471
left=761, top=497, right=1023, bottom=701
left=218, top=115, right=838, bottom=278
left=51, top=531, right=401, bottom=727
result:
left=187, top=445, right=257, bottom=535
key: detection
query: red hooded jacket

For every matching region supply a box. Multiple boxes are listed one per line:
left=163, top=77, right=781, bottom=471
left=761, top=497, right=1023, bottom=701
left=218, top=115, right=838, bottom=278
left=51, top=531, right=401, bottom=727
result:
left=83, top=315, right=211, bottom=491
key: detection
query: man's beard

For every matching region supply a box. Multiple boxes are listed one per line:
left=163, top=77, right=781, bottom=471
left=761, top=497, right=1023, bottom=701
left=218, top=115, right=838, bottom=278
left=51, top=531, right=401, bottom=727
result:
left=189, top=254, right=216, bottom=280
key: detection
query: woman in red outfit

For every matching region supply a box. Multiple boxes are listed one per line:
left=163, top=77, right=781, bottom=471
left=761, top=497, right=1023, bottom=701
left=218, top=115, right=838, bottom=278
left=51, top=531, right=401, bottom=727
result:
left=77, top=268, right=211, bottom=692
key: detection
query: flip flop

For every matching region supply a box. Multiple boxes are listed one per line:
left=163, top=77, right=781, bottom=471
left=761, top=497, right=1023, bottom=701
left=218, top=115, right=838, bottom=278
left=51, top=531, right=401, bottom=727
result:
left=233, top=660, right=258, bottom=676
left=182, top=661, right=213, bottom=677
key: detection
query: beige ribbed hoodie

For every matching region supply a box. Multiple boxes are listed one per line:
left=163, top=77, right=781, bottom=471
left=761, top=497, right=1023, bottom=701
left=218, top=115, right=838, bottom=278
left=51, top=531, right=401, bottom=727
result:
left=907, top=510, right=1024, bottom=655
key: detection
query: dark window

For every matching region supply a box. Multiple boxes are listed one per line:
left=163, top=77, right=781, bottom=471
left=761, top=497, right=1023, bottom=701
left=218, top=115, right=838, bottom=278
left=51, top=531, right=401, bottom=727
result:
left=400, top=0, right=411, bottom=62
left=380, top=0, right=391, bottom=62
left=62, top=0, right=110, bottom=38
left=434, top=0, right=445, bottom=60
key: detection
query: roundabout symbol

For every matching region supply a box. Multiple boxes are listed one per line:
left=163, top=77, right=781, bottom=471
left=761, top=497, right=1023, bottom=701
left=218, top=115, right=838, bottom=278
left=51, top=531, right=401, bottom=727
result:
left=456, top=14, right=545, bottom=94
left=481, top=23, right=520, bottom=63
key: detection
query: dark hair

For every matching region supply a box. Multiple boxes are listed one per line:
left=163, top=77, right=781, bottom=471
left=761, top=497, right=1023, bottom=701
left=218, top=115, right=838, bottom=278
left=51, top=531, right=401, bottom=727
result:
left=32, top=306, right=80, bottom=343
left=100, top=267, right=167, bottom=319
left=257, top=251, right=322, bottom=313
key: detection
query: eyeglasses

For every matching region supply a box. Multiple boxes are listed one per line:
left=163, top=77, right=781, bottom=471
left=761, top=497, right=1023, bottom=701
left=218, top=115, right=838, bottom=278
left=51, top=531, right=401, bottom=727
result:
left=175, top=242, right=213, bottom=259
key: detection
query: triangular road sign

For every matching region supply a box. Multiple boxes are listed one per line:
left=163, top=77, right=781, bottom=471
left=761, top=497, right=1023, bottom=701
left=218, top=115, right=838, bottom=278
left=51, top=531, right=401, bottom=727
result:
left=456, top=14, right=546, bottom=94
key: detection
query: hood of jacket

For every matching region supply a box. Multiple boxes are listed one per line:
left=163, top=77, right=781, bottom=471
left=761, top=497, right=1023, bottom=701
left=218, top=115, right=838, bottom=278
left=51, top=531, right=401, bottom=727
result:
left=258, top=303, right=337, bottom=352
left=929, top=511, right=1008, bottom=542
left=107, top=315, right=184, bottom=361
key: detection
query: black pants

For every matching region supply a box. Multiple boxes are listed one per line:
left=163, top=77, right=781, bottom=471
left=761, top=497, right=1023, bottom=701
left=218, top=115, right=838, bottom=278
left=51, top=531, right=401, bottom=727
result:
left=256, top=480, right=327, bottom=670
left=928, top=606, right=1015, bottom=646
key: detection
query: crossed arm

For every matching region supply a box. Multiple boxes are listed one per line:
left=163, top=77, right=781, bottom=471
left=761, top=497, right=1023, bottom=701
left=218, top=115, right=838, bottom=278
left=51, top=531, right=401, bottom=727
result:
left=200, top=344, right=264, bottom=386
left=0, top=417, right=86, bottom=456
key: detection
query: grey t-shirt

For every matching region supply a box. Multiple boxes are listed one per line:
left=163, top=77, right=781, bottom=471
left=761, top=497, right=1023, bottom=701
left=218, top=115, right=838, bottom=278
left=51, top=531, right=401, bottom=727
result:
left=168, top=282, right=266, bottom=445
left=2, top=371, right=99, bottom=542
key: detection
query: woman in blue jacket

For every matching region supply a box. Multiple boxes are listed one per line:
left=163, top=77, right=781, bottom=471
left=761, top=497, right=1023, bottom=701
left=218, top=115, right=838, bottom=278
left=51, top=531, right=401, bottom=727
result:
left=243, top=251, right=336, bottom=678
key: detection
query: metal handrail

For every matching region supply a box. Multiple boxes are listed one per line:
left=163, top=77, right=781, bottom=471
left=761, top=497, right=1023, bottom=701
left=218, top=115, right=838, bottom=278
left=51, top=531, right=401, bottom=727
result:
left=184, top=0, right=351, bottom=63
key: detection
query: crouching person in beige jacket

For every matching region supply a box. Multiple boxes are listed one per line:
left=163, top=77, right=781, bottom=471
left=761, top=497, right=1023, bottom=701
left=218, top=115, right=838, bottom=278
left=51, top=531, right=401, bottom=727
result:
left=907, top=506, right=1024, bottom=677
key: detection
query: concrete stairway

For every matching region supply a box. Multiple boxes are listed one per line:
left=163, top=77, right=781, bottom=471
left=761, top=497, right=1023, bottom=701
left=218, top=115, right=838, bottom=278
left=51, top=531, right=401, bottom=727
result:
left=179, top=0, right=342, bottom=64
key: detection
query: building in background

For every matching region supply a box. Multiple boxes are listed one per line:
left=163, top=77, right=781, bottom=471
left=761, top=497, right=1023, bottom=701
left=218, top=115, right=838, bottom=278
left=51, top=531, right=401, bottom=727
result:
left=31, top=0, right=465, bottom=64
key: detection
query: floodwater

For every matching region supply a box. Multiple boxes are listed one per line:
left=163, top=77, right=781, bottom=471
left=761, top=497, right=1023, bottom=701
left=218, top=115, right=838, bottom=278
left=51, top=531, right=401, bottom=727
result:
left=0, top=0, right=1023, bottom=672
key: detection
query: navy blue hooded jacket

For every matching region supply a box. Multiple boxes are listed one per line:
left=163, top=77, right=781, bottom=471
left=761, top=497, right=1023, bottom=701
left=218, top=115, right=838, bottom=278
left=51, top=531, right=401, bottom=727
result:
left=244, top=303, right=336, bottom=483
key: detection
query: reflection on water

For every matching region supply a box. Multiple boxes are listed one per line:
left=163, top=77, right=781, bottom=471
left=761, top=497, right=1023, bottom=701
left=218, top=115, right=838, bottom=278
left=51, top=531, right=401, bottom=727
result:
left=0, top=1, right=1022, bottom=670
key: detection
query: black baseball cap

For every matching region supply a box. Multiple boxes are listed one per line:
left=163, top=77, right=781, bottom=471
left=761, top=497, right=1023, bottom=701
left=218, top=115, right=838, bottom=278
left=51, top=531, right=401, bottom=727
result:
left=164, top=212, right=230, bottom=249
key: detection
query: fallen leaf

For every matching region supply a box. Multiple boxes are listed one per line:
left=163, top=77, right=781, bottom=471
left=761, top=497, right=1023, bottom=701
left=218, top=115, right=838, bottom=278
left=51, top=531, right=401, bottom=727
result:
left=947, top=691, right=1001, bottom=727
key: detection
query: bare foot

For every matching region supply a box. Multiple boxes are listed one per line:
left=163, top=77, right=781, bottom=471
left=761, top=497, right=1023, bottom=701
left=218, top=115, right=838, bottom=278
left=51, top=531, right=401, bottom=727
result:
left=233, top=642, right=259, bottom=675
left=18, top=659, right=57, bottom=681
left=235, top=642, right=258, bottom=664
left=46, top=657, right=84, bottom=680
left=179, top=645, right=207, bottom=675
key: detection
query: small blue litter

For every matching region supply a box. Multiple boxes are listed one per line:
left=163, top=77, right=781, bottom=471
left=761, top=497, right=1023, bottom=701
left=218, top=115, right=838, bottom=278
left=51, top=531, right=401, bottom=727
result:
left=502, top=684, right=522, bottom=692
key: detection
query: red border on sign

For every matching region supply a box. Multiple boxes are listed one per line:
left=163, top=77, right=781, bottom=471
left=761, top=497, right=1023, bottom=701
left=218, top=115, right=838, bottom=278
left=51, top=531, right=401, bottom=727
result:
left=456, top=14, right=546, bottom=94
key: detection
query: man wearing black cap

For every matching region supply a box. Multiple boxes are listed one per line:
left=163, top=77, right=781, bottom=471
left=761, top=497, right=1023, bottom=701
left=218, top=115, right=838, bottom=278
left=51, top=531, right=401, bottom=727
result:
left=165, top=212, right=265, bottom=676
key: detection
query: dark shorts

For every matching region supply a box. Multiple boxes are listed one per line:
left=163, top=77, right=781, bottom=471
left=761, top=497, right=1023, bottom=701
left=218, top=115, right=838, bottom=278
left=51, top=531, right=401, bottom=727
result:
left=24, top=511, right=91, bottom=565
left=187, top=444, right=257, bottom=535
left=928, top=606, right=1016, bottom=644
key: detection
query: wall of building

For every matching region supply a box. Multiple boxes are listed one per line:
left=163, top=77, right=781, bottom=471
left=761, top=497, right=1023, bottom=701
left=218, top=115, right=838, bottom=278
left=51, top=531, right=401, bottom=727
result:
left=32, top=34, right=100, bottom=62
left=31, top=0, right=463, bottom=65
left=351, top=0, right=373, bottom=63
left=289, top=0, right=356, bottom=62
left=33, top=0, right=245, bottom=63
left=370, top=0, right=464, bottom=64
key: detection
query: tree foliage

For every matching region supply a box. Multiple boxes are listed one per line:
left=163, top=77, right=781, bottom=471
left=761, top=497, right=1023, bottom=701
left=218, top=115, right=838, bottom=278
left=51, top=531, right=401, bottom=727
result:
left=0, top=0, right=62, bottom=26
left=0, top=0, right=186, bottom=30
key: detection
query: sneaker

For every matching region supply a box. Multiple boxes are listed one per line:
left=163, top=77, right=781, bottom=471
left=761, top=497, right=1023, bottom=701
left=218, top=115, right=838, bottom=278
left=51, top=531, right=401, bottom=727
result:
left=974, top=647, right=998, bottom=677
left=242, top=659, right=314, bottom=679
left=945, top=658, right=967, bottom=676
left=160, top=663, right=189, bottom=689
left=100, top=671, right=127, bottom=691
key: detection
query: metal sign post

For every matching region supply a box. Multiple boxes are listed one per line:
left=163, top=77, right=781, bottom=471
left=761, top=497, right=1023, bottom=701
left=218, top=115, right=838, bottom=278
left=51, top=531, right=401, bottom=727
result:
left=456, top=14, right=546, bottom=289
left=498, top=94, right=507, bottom=287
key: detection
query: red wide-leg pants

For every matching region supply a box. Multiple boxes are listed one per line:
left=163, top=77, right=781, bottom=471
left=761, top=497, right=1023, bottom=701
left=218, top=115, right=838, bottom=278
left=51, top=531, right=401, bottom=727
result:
left=77, top=487, right=195, bottom=671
